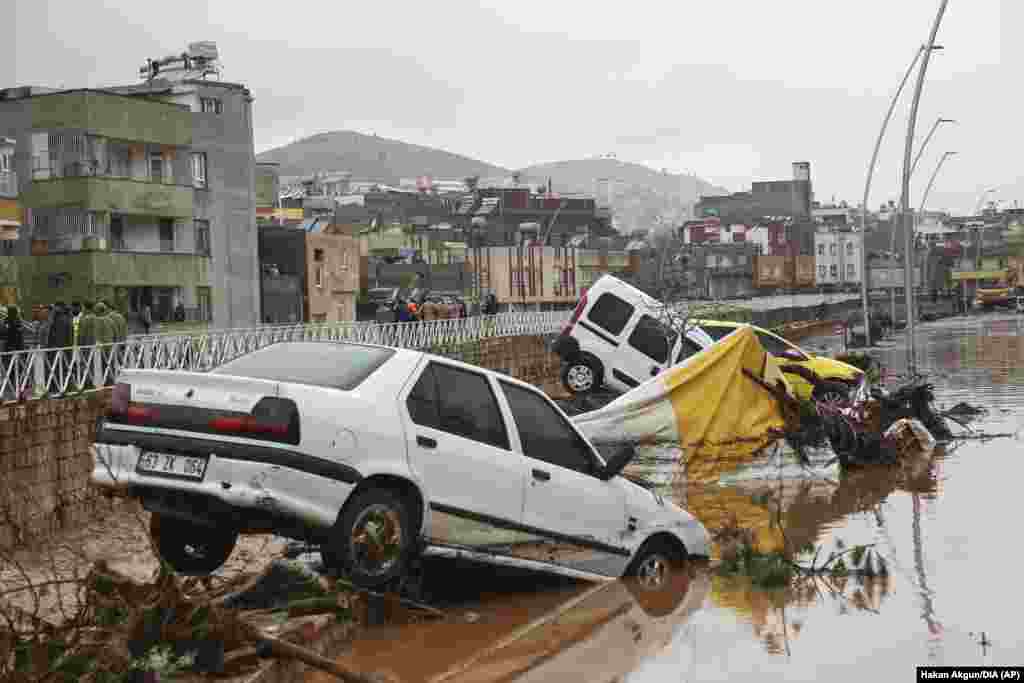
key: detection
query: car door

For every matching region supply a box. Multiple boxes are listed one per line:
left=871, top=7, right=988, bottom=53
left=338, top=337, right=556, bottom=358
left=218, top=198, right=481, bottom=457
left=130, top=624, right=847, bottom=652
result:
left=616, top=313, right=679, bottom=386
left=401, top=360, right=528, bottom=549
left=575, top=291, right=638, bottom=391
left=497, top=379, right=633, bottom=577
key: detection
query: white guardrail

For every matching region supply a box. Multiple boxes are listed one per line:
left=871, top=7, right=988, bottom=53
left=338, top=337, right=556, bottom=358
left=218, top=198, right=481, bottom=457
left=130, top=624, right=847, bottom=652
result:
left=0, top=312, right=570, bottom=401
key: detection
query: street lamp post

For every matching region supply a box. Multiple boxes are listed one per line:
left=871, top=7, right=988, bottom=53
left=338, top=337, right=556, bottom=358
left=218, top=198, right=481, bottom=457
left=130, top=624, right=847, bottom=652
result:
left=901, top=0, right=950, bottom=376
left=891, top=116, right=955, bottom=330
left=859, top=44, right=939, bottom=347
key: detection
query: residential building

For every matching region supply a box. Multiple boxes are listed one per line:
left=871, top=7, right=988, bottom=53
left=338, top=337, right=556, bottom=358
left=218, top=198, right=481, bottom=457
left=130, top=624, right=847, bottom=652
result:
left=258, top=223, right=361, bottom=324
left=869, top=256, right=922, bottom=291
left=0, top=42, right=260, bottom=327
left=752, top=255, right=816, bottom=290
left=695, top=162, right=814, bottom=225
left=692, top=243, right=757, bottom=299
left=813, top=230, right=863, bottom=289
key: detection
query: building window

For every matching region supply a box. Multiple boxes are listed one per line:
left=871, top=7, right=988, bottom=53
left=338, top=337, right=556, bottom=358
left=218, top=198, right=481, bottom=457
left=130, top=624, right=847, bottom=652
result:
left=315, top=265, right=324, bottom=288
left=194, top=219, right=211, bottom=256
left=191, top=152, right=207, bottom=189
left=159, top=219, right=175, bottom=252
left=829, top=243, right=836, bottom=255
left=200, top=97, right=223, bottom=114
left=819, top=265, right=827, bottom=279
left=830, top=264, right=838, bottom=278
left=817, top=243, right=825, bottom=256
left=846, top=242, right=854, bottom=255
left=149, top=153, right=164, bottom=183
left=313, top=248, right=324, bottom=262
left=197, top=287, right=212, bottom=322
left=847, top=263, right=856, bottom=278
left=110, top=215, right=125, bottom=250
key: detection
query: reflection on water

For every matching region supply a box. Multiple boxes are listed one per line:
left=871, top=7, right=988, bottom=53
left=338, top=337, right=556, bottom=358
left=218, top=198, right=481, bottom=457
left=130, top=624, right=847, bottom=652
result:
left=307, top=316, right=1023, bottom=681
left=633, top=316, right=1024, bottom=679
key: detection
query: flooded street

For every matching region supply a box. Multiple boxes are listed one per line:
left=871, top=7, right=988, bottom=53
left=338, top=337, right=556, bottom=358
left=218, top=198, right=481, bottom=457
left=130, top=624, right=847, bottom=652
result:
left=312, top=314, right=1023, bottom=682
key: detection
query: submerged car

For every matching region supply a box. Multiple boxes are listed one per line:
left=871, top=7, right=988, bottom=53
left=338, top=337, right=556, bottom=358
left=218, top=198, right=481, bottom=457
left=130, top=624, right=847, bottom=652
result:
left=91, top=341, right=710, bottom=588
left=692, top=319, right=863, bottom=401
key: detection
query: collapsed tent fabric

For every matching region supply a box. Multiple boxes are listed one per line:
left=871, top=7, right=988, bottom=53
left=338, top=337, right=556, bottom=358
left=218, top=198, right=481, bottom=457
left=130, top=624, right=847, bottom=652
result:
left=572, top=326, right=791, bottom=450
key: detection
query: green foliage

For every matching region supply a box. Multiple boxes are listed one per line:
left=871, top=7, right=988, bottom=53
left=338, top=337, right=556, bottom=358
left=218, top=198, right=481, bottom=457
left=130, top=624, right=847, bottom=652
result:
left=129, top=645, right=195, bottom=678
left=717, top=542, right=796, bottom=588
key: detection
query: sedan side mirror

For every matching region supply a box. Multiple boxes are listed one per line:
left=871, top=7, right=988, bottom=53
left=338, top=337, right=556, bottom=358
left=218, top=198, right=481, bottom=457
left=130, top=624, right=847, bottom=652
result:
left=599, top=443, right=637, bottom=481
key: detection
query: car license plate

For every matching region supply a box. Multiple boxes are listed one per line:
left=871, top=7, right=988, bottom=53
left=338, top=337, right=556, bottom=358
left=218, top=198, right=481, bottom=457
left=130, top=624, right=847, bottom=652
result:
left=137, top=452, right=208, bottom=480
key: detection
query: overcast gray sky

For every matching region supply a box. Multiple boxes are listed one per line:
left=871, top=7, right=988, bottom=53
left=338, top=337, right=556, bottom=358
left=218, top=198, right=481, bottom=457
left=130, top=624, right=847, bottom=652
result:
left=6, top=0, right=1020, bottom=214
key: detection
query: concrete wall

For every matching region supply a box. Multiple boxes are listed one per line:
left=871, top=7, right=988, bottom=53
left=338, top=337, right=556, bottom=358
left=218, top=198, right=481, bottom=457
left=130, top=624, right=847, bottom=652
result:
left=182, top=82, right=260, bottom=329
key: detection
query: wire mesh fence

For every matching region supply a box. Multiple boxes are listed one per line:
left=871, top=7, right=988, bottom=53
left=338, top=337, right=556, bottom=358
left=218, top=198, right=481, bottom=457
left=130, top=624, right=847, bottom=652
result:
left=0, top=311, right=570, bottom=402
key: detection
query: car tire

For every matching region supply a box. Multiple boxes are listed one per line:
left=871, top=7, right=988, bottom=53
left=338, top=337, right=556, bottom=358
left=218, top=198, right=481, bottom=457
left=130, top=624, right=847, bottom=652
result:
left=812, top=380, right=851, bottom=404
left=561, top=356, right=603, bottom=395
left=332, top=488, right=416, bottom=589
left=150, top=513, right=238, bottom=575
left=624, top=538, right=689, bottom=617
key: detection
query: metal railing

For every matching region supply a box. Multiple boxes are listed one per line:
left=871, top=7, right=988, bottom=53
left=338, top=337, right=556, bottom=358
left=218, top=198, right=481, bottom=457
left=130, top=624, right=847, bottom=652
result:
left=0, top=311, right=570, bottom=401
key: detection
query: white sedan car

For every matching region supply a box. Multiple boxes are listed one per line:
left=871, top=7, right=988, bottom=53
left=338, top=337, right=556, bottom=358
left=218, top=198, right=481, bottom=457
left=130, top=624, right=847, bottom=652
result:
left=91, top=341, right=710, bottom=588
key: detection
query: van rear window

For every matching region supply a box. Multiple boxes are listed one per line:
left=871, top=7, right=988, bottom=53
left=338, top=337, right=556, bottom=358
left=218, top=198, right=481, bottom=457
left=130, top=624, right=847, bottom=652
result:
left=213, top=342, right=395, bottom=391
left=587, top=293, right=634, bottom=335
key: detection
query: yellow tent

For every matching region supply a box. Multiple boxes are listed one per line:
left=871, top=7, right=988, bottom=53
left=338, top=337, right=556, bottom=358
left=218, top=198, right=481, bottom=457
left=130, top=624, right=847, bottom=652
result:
left=572, top=326, right=792, bottom=452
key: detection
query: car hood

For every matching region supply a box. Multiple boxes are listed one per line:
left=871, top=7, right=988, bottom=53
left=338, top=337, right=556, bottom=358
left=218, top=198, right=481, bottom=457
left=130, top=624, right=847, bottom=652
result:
left=806, top=356, right=863, bottom=381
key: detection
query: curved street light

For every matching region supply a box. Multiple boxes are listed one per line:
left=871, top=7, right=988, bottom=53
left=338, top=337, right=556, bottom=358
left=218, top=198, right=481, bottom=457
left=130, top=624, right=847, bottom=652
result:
left=859, top=43, right=943, bottom=346
left=891, top=115, right=956, bottom=330
left=901, top=0, right=950, bottom=376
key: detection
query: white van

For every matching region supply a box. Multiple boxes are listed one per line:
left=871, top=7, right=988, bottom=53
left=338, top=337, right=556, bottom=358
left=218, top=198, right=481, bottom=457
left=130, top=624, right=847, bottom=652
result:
left=552, top=275, right=715, bottom=395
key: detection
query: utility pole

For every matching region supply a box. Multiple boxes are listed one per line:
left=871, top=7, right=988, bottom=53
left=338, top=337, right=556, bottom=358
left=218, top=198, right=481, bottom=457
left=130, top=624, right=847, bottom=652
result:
left=900, top=0, right=950, bottom=375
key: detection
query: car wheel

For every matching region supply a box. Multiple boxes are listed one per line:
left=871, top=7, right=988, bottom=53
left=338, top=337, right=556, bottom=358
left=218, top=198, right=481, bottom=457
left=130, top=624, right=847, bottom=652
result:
left=624, top=538, right=690, bottom=617
left=333, top=488, right=415, bottom=589
left=812, top=380, right=851, bottom=404
left=561, top=357, right=602, bottom=395
left=150, top=513, right=238, bottom=575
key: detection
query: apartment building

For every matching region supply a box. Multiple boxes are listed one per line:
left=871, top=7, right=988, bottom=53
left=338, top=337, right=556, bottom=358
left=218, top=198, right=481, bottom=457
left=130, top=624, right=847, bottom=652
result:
left=813, top=230, right=863, bottom=289
left=0, top=42, right=260, bottom=328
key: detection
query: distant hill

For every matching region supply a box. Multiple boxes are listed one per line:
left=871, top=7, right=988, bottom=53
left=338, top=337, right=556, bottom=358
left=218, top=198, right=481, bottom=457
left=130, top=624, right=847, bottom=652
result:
left=256, top=130, right=509, bottom=184
left=258, top=132, right=729, bottom=233
left=520, top=158, right=730, bottom=234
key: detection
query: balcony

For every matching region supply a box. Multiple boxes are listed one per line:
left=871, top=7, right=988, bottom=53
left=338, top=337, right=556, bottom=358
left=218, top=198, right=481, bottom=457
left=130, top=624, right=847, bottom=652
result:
left=30, top=91, right=192, bottom=147
left=0, top=171, right=17, bottom=198
left=32, top=250, right=211, bottom=289
left=22, top=176, right=193, bottom=218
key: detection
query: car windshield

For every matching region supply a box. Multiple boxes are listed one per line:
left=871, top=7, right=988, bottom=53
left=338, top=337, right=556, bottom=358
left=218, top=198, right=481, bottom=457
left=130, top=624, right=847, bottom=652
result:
left=213, top=342, right=395, bottom=391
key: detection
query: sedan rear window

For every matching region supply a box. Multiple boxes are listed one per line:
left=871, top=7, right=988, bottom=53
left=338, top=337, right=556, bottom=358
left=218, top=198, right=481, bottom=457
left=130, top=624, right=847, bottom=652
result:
left=213, top=342, right=395, bottom=391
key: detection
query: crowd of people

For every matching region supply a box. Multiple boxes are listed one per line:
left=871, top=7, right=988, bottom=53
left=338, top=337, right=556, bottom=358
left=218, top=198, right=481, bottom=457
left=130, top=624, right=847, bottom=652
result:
left=0, top=301, right=133, bottom=354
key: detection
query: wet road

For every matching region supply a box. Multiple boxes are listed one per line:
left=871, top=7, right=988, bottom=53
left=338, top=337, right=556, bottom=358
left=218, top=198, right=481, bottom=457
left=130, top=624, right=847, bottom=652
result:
left=311, top=313, right=1023, bottom=682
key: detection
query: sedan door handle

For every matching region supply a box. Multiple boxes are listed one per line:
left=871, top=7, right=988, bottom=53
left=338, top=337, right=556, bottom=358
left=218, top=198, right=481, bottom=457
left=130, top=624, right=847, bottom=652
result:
left=416, top=435, right=437, bottom=449
left=532, top=468, right=551, bottom=482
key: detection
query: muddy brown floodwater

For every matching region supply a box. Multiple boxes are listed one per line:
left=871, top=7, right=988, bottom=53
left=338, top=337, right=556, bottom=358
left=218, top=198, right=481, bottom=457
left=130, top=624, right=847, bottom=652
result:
left=310, top=313, right=1024, bottom=683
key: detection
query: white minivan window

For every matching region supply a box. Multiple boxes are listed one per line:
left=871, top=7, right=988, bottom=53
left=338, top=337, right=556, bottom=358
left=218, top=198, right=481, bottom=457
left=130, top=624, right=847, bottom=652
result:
left=627, top=314, right=677, bottom=364
left=587, top=293, right=634, bottom=336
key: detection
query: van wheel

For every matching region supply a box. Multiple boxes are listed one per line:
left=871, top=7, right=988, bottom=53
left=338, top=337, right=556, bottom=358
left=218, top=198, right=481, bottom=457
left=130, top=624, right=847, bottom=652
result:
left=562, top=358, right=602, bottom=395
left=150, top=514, right=238, bottom=575
left=332, top=488, right=415, bottom=589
